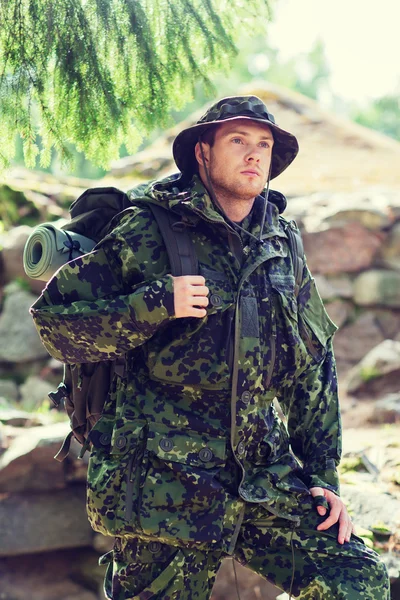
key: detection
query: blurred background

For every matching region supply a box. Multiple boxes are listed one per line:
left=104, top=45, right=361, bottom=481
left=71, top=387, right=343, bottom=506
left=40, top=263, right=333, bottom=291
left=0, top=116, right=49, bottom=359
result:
left=0, top=0, right=399, bottom=598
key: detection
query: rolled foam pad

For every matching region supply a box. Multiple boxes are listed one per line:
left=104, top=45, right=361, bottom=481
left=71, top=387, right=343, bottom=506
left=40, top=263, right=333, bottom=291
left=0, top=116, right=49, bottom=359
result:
left=23, top=224, right=95, bottom=281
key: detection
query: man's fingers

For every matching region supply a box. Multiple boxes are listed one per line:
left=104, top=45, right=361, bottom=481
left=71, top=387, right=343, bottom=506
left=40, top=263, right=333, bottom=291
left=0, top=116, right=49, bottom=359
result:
left=338, top=514, right=350, bottom=544
left=190, top=286, right=209, bottom=297
left=173, top=276, right=210, bottom=318
left=181, top=276, right=206, bottom=286
left=187, top=307, right=207, bottom=318
left=316, top=505, right=341, bottom=531
left=345, top=521, right=354, bottom=542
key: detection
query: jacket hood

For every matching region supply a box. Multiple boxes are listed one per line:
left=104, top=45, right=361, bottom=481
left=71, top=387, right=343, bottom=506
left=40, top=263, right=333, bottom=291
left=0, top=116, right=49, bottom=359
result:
left=127, top=173, right=288, bottom=240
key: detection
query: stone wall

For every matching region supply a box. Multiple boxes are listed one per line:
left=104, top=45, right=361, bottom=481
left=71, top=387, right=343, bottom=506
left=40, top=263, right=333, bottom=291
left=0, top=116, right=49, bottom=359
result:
left=1, top=183, right=400, bottom=598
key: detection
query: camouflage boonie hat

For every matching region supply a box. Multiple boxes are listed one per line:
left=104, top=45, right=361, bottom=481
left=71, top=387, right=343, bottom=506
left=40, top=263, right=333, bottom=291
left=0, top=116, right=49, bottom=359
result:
left=173, top=95, right=299, bottom=180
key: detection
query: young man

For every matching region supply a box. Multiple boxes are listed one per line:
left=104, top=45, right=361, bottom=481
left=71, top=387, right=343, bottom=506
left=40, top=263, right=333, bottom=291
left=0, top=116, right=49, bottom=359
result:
left=31, top=96, right=389, bottom=599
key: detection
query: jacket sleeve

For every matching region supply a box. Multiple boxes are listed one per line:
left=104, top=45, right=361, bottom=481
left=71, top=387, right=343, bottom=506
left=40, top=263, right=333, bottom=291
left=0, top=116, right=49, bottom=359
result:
left=277, top=264, right=342, bottom=496
left=30, top=211, right=176, bottom=364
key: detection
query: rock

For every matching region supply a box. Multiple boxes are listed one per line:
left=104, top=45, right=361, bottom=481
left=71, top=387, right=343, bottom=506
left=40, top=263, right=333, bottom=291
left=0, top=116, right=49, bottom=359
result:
left=0, top=408, right=44, bottom=427
left=0, top=484, right=93, bottom=555
left=353, top=269, right=400, bottom=307
left=374, top=308, right=400, bottom=339
left=379, top=221, right=400, bottom=270
left=211, top=558, right=282, bottom=600
left=92, top=533, right=114, bottom=554
left=369, top=393, right=400, bottom=424
left=341, top=482, right=399, bottom=533
left=380, top=553, right=400, bottom=588
left=346, top=340, right=400, bottom=396
left=1, top=225, right=32, bottom=280
left=0, top=548, right=101, bottom=600
left=19, top=375, right=53, bottom=411
left=0, top=423, right=5, bottom=451
left=0, top=422, right=70, bottom=492
left=314, top=274, right=353, bottom=301
left=0, top=379, right=19, bottom=402
left=325, top=299, right=354, bottom=328
left=322, top=206, right=391, bottom=231
left=0, top=285, right=50, bottom=362
left=303, top=223, right=384, bottom=275
left=0, top=225, right=45, bottom=293
left=333, top=312, right=385, bottom=366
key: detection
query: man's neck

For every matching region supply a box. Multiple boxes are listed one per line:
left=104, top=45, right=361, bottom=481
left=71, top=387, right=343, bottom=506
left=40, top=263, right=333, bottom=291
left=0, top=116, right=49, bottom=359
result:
left=216, top=195, right=255, bottom=222
left=203, top=182, right=255, bottom=221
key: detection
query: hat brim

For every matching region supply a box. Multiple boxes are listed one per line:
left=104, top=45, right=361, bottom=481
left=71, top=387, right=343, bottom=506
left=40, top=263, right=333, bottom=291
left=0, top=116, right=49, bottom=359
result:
left=172, top=115, right=299, bottom=180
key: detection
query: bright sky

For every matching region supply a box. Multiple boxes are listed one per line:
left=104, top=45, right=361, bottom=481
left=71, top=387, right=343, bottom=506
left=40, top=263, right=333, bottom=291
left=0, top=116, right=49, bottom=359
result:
left=268, top=0, right=400, bottom=102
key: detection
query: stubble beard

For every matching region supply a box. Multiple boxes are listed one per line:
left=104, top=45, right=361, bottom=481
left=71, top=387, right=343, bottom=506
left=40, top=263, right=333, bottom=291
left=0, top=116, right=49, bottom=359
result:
left=208, top=159, right=266, bottom=207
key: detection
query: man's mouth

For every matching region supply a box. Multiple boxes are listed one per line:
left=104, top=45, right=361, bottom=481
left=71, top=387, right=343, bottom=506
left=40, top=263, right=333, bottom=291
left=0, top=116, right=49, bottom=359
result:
left=241, top=169, right=260, bottom=177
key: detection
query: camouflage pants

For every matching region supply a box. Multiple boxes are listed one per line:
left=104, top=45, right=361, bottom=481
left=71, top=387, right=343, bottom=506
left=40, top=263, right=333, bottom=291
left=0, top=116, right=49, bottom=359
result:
left=102, top=506, right=390, bottom=600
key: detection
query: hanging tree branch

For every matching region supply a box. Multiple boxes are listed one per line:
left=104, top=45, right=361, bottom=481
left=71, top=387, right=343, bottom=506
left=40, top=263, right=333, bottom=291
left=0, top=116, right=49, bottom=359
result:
left=0, top=0, right=273, bottom=170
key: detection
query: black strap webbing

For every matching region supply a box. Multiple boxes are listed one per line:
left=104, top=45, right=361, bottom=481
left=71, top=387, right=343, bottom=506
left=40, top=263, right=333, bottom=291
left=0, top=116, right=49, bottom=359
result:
left=149, top=204, right=198, bottom=277
left=284, top=221, right=304, bottom=297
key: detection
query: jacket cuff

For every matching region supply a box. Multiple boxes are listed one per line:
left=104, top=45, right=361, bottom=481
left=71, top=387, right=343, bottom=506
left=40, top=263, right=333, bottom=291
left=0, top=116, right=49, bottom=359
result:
left=302, top=458, right=340, bottom=496
left=131, top=274, right=176, bottom=331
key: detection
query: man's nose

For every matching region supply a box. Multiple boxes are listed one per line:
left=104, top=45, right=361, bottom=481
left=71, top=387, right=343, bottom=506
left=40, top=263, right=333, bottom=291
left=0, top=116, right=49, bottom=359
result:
left=245, top=146, right=261, bottom=161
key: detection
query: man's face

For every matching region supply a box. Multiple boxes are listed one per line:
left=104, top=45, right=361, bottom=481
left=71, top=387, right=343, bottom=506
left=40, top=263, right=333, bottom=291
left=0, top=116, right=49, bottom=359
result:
left=195, top=119, right=274, bottom=201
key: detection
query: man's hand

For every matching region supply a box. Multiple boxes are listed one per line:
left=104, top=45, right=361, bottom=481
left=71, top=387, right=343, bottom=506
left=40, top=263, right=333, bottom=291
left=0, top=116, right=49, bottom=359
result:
left=309, top=487, right=355, bottom=545
left=173, top=275, right=209, bottom=318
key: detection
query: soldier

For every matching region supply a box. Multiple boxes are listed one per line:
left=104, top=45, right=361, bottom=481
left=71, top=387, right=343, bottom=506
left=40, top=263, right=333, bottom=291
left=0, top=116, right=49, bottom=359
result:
left=31, top=96, right=390, bottom=599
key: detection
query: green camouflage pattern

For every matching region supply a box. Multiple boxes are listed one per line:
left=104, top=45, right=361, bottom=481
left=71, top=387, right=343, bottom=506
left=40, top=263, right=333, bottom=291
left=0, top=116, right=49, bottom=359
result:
left=101, top=506, right=389, bottom=599
left=31, top=173, right=342, bottom=550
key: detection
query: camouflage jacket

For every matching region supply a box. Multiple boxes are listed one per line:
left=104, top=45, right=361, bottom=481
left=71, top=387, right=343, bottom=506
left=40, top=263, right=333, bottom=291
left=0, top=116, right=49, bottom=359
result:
left=31, top=174, right=341, bottom=552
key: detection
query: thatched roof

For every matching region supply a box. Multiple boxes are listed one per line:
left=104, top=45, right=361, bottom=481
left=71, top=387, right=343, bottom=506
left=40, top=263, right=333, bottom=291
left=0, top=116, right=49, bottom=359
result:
left=111, top=81, right=400, bottom=195
left=2, top=82, right=400, bottom=223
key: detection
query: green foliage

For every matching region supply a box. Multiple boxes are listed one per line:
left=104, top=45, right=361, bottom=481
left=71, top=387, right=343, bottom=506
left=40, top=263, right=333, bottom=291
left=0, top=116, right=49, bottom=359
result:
left=0, top=184, right=41, bottom=227
left=338, top=455, right=365, bottom=474
left=352, top=93, right=400, bottom=141
left=0, top=0, right=273, bottom=171
left=359, top=365, right=381, bottom=383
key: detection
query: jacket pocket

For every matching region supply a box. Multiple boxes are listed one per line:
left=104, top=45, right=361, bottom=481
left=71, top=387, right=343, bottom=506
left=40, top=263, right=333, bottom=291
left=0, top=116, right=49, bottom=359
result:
left=86, top=417, right=146, bottom=537
left=254, top=420, right=290, bottom=465
left=139, top=423, right=227, bottom=545
left=270, top=273, right=337, bottom=368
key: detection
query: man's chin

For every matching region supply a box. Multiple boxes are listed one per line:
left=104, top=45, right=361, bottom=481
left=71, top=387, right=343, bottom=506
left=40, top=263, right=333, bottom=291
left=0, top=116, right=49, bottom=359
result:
left=237, top=181, right=265, bottom=199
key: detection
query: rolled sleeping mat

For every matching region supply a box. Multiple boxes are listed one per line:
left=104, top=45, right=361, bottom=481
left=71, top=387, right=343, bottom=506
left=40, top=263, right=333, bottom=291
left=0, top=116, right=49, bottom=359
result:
left=23, top=223, right=96, bottom=281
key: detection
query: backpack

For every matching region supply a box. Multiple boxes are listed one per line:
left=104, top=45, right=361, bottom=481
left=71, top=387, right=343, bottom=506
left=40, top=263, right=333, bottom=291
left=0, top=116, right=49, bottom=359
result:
left=46, top=186, right=304, bottom=462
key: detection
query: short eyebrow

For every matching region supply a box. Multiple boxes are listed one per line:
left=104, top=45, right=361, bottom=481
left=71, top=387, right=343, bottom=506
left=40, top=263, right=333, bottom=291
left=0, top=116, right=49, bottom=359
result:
left=223, top=129, right=274, bottom=141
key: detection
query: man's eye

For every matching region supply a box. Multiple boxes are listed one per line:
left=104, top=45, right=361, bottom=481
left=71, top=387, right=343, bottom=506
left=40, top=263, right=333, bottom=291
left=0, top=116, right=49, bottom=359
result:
left=232, top=138, right=243, bottom=144
left=259, top=141, right=270, bottom=148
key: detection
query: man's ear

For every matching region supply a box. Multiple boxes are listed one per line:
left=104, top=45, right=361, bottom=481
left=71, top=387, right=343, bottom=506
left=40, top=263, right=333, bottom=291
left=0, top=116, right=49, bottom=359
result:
left=194, top=140, right=210, bottom=168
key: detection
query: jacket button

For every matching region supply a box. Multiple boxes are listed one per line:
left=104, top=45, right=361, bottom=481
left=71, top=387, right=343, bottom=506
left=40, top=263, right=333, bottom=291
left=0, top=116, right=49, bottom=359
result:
left=115, top=435, right=127, bottom=449
left=159, top=438, right=174, bottom=452
left=237, top=441, right=246, bottom=456
left=241, top=391, right=251, bottom=403
left=291, top=299, right=298, bottom=313
left=99, top=433, right=112, bottom=445
left=258, top=444, right=269, bottom=457
left=210, top=294, right=222, bottom=307
left=198, top=447, right=214, bottom=462
left=148, top=541, right=161, bottom=553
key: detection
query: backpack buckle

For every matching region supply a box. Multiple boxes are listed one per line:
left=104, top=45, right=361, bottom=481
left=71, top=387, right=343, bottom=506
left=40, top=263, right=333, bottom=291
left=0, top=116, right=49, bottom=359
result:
left=48, top=382, right=69, bottom=408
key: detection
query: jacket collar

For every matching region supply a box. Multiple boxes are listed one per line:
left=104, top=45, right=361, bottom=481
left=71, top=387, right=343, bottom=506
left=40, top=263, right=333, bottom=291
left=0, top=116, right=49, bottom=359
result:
left=146, top=173, right=287, bottom=240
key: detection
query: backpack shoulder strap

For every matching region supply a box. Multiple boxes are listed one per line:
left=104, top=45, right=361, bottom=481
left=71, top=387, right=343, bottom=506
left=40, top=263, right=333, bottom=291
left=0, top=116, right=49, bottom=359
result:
left=148, top=204, right=198, bottom=277
left=280, top=217, right=305, bottom=297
